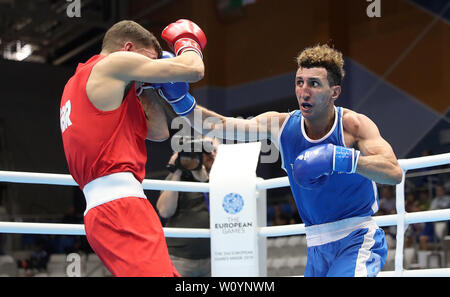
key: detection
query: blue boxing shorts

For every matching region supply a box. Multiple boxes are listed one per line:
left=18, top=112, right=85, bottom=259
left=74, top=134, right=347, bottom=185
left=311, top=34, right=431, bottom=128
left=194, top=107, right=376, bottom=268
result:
left=304, top=216, right=387, bottom=277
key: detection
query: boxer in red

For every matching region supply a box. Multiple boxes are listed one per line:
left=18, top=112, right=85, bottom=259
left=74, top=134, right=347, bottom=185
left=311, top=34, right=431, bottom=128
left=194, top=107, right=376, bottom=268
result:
left=59, top=19, right=206, bottom=276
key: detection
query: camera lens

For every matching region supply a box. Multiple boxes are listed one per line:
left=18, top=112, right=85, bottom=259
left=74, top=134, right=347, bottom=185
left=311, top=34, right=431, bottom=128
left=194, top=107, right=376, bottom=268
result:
left=178, top=154, right=201, bottom=171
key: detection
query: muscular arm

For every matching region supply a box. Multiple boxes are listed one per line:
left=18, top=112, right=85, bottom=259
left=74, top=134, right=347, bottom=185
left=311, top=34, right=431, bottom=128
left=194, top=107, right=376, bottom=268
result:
left=100, top=51, right=204, bottom=84
left=138, top=89, right=170, bottom=141
left=346, top=112, right=403, bottom=185
left=183, top=105, right=287, bottom=144
left=156, top=170, right=183, bottom=218
left=87, top=51, right=204, bottom=112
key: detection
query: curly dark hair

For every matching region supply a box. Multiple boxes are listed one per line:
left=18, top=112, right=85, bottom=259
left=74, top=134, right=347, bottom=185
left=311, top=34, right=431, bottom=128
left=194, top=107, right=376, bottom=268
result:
left=296, top=44, right=345, bottom=86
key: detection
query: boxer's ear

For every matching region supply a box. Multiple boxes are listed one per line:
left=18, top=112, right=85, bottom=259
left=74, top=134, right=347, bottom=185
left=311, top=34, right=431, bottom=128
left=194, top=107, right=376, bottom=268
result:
left=122, top=42, right=134, bottom=52
left=331, top=85, right=341, bottom=101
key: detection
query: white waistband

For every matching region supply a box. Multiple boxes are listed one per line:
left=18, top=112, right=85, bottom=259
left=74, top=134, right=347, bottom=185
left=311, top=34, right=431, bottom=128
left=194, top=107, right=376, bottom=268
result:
left=305, top=216, right=377, bottom=247
left=82, top=172, right=146, bottom=216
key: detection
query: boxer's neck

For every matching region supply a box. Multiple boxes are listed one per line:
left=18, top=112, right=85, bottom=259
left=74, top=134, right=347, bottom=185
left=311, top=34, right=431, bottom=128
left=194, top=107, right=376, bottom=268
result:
left=303, top=107, right=335, bottom=140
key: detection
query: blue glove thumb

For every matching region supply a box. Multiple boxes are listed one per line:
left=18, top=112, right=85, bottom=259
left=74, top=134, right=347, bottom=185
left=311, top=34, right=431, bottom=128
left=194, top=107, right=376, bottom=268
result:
left=155, top=50, right=196, bottom=116
left=161, top=50, right=175, bottom=59
left=153, top=50, right=189, bottom=100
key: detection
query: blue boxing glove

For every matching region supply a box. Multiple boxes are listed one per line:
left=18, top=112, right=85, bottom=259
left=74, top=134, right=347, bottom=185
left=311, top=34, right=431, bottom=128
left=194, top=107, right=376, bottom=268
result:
left=152, top=51, right=196, bottom=116
left=160, top=50, right=176, bottom=60
left=156, top=83, right=196, bottom=116
left=292, top=144, right=360, bottom=189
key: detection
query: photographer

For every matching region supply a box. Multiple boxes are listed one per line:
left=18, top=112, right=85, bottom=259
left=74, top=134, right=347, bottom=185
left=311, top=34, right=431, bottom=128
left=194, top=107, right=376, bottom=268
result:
left=156, top=137, right=218, bottom=277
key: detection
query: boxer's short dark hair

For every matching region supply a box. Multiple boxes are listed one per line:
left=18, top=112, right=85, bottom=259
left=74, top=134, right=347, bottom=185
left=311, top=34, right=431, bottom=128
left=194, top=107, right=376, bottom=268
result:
left=102, top=20, right=162, bottom=57
left=297, top=44, right=345, bottom=86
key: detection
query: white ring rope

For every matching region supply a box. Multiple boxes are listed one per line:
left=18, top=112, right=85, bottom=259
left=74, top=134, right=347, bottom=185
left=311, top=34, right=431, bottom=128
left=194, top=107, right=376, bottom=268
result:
left=0, top=171, right=209, bottom=192
left=0, top=152, right=449, bottom=276
left=258, top=209, right=450, bottom=237
left=0, top=221, right=211, bottom=237
left=399, top=152, right=450, bottom=170
left=2, top=152, right=448, bottom=192
left=378, top=268, right=450, bottom=277
left=1, top=209, right=447, bottom=238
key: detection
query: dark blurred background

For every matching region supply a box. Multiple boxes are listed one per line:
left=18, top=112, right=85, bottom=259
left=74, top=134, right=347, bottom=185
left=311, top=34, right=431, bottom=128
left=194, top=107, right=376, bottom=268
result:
left=0, top=0, right=449, bottom=275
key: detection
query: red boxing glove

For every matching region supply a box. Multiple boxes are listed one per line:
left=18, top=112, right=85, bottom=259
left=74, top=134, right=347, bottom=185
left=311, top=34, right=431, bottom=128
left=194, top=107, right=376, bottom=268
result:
left=161, top=19, right=207, bottom=59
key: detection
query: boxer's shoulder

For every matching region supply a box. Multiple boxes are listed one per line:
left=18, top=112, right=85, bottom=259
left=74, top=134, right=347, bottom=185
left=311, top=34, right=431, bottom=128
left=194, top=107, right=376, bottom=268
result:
left=341, top=108, right=364, bottom=146
left=86, top=66, right=127, bottom=111
left=341, top=108, right=380, bottom=144
left=342, top=108, right=361, bottom=132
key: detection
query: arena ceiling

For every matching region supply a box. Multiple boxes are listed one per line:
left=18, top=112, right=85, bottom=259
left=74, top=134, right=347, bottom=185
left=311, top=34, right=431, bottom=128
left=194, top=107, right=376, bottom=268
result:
left=0, top=0, right=172, bottom=66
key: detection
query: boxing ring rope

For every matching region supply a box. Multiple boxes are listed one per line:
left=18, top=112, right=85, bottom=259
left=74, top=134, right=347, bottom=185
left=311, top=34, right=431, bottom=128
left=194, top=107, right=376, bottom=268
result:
left=0, top=152, right=449, bottom=276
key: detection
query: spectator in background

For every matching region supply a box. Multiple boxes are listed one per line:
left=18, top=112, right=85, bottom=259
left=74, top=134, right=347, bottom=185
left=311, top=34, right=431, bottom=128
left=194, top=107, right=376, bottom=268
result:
left=55, top=205, right=81, bottom=254
left=17, top=238, right=50, bottom=276
left=405, top=187, right=438, bottom=250
left=287, top=199, right=302, bottom=224
left=429, top=184, right=450, bottom=240
left=378, top=186, right=396, bottom=215
left=280, top=195, right=299, bottom=222
left=62, top=205, right=81, bottom=224
left=406, top=221, right=435, bottom=251
left=418, top=149, right=440, bottom=189
left=405, top=191, right=420, bottom=248
left=405, top=191, right=419, bottom=213
left=0, top=234, right=4, bottom=255
left=377, top=185, right=396, bottom=246
left=416, top=188, right=431, bottom=211
left=444, top=178, right=450, bottom=194
left=429, top=184, right=450, bottom=210
left=268, top=203, right=290, bottom=226
left=156, top=137, right=218, bottom=277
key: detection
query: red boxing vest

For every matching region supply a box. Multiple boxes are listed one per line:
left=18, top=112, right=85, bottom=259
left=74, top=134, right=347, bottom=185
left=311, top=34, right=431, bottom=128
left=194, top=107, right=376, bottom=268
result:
left=60, top=55, right=147, bottom=189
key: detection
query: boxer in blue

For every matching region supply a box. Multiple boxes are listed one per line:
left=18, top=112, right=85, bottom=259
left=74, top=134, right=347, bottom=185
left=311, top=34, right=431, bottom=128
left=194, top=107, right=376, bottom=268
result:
left=159, top=44, right=403, bottom=277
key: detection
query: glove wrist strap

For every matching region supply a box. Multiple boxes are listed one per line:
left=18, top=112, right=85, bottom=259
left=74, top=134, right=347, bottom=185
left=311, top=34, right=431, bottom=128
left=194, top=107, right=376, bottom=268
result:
left=174, top=38, right=203, bottom=59
left=333, top=146, right=360, bottom=174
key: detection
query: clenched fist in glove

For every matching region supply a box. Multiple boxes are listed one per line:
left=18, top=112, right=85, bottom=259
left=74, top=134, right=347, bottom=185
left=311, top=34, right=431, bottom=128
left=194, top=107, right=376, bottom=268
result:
left=293, top=144, right=360, bottom=189
left=161, top=19, right=207, bottom=59
left=151, top=51, right=196, bottom=116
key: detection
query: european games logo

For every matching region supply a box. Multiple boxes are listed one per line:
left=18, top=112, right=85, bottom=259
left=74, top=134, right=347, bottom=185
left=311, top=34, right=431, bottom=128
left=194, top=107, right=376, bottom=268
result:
left=222, top=193, right=244, bottom=215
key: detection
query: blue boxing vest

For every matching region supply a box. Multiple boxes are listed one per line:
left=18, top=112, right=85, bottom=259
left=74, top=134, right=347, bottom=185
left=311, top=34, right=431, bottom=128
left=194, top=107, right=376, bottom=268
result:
left=279, top=106, right=379, bottom=227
